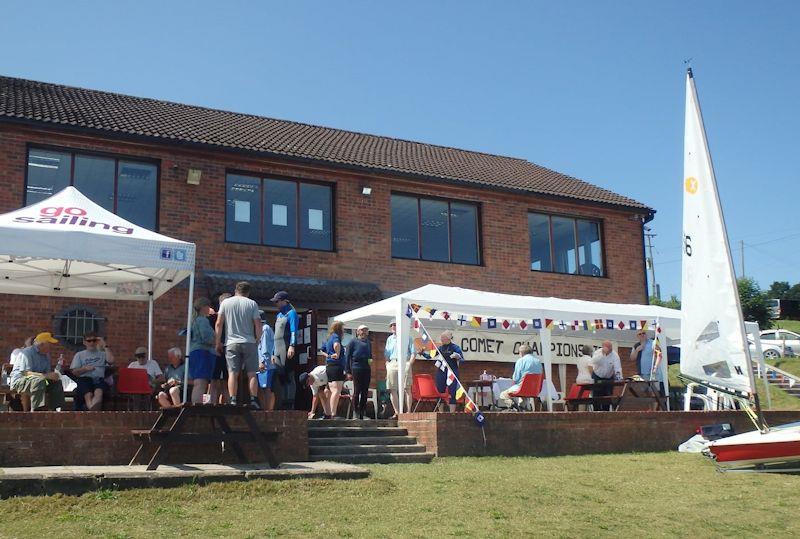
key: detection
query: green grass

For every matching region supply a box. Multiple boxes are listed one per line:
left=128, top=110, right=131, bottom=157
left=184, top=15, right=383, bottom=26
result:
left=668, top=364, right=800, bottom=410
left=2, top=454, right=800, bottom=537
left=768, top=358, right=800, bottom=378
left=772, top=319, right=800, bottom=333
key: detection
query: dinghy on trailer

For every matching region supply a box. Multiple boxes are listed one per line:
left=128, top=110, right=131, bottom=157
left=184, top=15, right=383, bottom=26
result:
left=680, top=67, right=800, bottom=472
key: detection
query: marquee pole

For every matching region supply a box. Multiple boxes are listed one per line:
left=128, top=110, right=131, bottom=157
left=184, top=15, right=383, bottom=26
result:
left=182, top=271, right=195, bottom=404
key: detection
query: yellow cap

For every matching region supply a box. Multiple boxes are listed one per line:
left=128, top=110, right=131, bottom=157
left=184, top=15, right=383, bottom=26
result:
left=34, top=332, right=58, bottom=344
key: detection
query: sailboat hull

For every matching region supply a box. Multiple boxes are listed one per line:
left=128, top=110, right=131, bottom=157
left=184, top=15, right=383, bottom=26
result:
left=707, top=422, right=800, bottom=469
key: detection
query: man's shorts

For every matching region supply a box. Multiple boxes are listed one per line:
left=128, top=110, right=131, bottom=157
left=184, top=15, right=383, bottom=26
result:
left=75, top=377, right=110, bottom=397
left=212, top=353, right=228, bottom=380
left=188, top=349, right=215, bottom=380
left=226, top=342, right=259, bottom=374
left=385, top=361, right=412, bottom=390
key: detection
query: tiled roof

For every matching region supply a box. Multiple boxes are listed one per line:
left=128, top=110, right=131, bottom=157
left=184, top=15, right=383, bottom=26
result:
left=0, top=75, right=650, bottom=212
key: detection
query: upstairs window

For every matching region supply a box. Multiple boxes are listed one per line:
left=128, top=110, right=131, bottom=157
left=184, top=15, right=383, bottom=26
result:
left=529, top=212, right=604, bottom=277
left=25, top=148, right=158, bottom=230
left=225, top=174, right=334, bottom=251
left=391, top=194, right=480, bottom=265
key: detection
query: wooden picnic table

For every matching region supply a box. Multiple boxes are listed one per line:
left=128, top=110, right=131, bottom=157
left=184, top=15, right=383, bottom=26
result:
left=129, top=404, right=279, bottom=471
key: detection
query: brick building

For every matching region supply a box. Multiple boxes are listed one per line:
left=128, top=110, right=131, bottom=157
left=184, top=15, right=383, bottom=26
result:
left=0, top=75, right=653, bottom=386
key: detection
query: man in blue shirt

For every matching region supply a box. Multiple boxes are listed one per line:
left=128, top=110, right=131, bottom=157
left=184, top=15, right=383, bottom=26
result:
left=271, top=290, right=299, bottom=408
left=498, top=343, right=543, bottom=409
left=631, top=330, right=663, bottom=384
left=257, top=310, right=277, bottom=410
left=9, top=332, right=66, bottom=411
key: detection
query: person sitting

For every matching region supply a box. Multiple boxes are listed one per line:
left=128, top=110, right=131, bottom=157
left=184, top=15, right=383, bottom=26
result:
left=590, top=341, right=622, bottom=411
left=499, top=344, right=543, bottom=409
left=157, top=347, right=185, bottom=408
left=128, top=347, right=165, bottom=387
left=8, top=332, right=65, bottom=411
left=576, top=345, right=594, bottom=385
left=300, top=365, right=332, bottom=420
left=69, top=332, right=115, bottom=411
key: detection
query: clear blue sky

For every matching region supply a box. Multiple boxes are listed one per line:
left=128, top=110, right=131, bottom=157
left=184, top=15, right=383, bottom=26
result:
left=2, top=1, right=798, bottom=299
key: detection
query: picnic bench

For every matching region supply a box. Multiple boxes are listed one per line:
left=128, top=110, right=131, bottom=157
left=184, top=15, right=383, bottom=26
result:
left=129, top=404, right=279, bottom=470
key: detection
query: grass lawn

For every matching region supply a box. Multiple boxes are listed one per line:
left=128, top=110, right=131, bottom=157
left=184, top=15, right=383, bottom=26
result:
left=2, top=453, right=800, bottom=537
left=772, top=319, right=800, bottom=333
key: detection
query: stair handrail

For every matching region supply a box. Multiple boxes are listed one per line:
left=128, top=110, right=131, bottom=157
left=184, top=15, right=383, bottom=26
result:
left=759, top=363, right=800, bottom=386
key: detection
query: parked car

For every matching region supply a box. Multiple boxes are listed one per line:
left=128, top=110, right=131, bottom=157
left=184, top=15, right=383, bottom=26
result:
left=759, top=329, right=800, bottom=357
left=748, top=338, right=791, bottom=360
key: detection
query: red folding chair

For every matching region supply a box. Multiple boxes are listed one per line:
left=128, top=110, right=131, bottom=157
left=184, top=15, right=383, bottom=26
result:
left=508, top=373, right=544, bottom=411
left=564, top=383, right=593, bottom=411
left=412, top=374, right=450, bottom=412
left=117, top=367, right=154, bottom=410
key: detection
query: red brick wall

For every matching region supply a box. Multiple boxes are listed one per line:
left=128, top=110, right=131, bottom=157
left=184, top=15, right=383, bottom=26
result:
left=0, top=410, right=307, bottom=466
left=399, top=411, right=800, bottom=457
left=0, top=123, right=648, bottom=368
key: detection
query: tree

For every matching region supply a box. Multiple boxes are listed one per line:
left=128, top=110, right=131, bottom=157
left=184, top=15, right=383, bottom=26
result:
left=787, top=283, right=800, bottom=301
left=737, top=277, right=773, bottom=329
left=767, top=281, right=791, bottom=300
left=650, top=295, right=681, bottom=309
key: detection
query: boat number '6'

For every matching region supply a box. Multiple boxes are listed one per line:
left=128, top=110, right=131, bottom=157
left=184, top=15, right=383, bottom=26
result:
left=684, top=235, right=692, bottom=257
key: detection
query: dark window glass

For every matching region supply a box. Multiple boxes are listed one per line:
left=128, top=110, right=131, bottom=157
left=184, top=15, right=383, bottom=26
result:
left=73, top=155, right=115, bottom=211
left=299, top=183, right=332, bottom=250
left=420, top=199, right=450, bottom=262
left=528, top=213, right=552, bottom=271
left=450, top=202, right=479, bottom=265
left=263, top=178, right=298, bottom=248
left=391, top=195, right=419, bottom=259
left=577, top=219, right=603, bottom=276
left=552, top=216, right=577, bottom=274
left=225, top=174, right=261, bottom=244
left=117, top=161, right=158, bottom=230
left=26, top=149, right=71, bottom=205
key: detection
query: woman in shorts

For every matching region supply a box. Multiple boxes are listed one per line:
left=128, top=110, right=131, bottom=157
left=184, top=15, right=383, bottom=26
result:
left=189, top=297, right=216, bottom=404
left=323, top=320, right=345, bottom=418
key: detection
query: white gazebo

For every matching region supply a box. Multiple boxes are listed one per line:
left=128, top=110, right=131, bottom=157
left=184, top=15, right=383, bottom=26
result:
left=334, top=284, right=682, bottom=411
left=0, top=186, right=197, bottom=399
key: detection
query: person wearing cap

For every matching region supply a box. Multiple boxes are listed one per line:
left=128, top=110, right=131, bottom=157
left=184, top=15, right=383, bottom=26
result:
left=346, top=324, right=373, bottom=420
left=257, top=310, right=277, bottom=410
left=384, top=320, right=415, bottom=418
left=300, top=365, right=332, bottom=419
left=188, top=296, right=216, bottom=404
left=419, top=329, right=465, bottom=413
left=69, top=331, right=115, bottom=411
left=215, top=281, right=263, bottom=408
left=127, top=346, right=165, bottom=384
left=271, top=290, right=299, bottom=407
left=9, top=332, right=65, bottom=411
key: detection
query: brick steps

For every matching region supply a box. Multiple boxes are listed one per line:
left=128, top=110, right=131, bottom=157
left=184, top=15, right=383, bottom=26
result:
left=307, top=419, right=431, bottom=465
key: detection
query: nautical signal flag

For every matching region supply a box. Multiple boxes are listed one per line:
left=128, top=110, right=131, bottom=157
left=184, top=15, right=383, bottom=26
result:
left=474, top=411, right=486, bottom=427
left=446, top=371, right=456, bottom=386
left=457, top=315, right=467, bottom=326
left=442, top=311, right=450, bottom=320
left=594, top=319, right=604, bottom=330
left=465, top=400, right=476, bottom=413
left=618, top=321, right=626, bottom=330
left=640, top=320, right=648, bottom=331
left=470, top=316, right=482, bottom=328
left=533, top=319, right=542, bottom=329
left=405, top=305, right=413, bottom=318
left=487, top=318, right=497, bottom=329
left=455, top=385, right=466, bottom=401
left=607, top=320, right=615, bottom=330
left=545, top=319, right=555, bottom=329
left=502, top=319, right=511, bottom=330
left=519, top=319, right=528, bottom=330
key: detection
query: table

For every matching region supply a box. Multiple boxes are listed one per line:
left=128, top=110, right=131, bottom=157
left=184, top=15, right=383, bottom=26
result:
left=464, top=380, right=495, bottom=409
left=569, top=380, right=664, bottom=411
left=129, top=404, right=279, bottom=470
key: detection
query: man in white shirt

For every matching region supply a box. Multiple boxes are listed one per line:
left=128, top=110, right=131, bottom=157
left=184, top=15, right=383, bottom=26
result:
left=590, top=341, right=622, bottom=411
left=299, top=365, right=331, bottom=419
left=128, top=346, right=165, bottom=385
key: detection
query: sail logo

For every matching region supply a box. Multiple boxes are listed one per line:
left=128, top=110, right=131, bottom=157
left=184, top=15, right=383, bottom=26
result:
left=685, top=176, right=699, bottom=194
left=12, top=206, right=134, bottom=235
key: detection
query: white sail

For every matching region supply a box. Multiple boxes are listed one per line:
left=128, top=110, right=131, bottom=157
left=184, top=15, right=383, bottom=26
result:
left=680, top=68, right=755, bottom=396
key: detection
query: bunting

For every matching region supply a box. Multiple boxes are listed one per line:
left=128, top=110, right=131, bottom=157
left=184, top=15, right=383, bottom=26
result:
left=470, top=316, right=482, bottom=328
left=518, top=319, right=528, bottom=330
left=533, top=319, right=542, bottom=329
left=487, top=318, right=497, bottom=329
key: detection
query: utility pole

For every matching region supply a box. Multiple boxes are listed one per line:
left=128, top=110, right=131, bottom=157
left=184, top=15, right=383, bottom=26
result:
left=740, top=240, right=745, bottom=278
left=644, top=227, right=659, bottom=300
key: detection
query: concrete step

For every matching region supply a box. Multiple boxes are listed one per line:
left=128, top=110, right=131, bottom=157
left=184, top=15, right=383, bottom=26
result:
left=309, top=444, right=427, bottom=456
left=309, top=453, right=435, bottom=464
left=309, top=435, right=418, bottom=446
left=308, top=419, right=398, bottom=428
left=308, top=427, right=409, bottom=438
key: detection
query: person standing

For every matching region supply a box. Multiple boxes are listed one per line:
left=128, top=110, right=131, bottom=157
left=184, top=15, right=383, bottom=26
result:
left=215, top=281, right=262, bottom=408
left=189, top=297, right=216, bottom=404
left=322, top=320, right=345, bottom=418
left=630, top=330, right=663, bottom=381
left=271, top=290, right=299, bottom=408
left=208, top=292, right=231, bottom=405
left=257, top=310, right=277, bottom=410
left=590, top=340, right=622, bottom=411
left=498, top=343, right=542, bottom=409
left=70, top=331, right=115, bottom=411
left=421, top=330, right=465, bottom=413
left=9, top=332, right=65, bottom=411
left=384, top=320, right=414, bottom=418
left=346, top=325, right=373, bottom=420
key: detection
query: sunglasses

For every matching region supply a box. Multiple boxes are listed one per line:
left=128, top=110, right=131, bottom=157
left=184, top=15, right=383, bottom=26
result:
left=84, top=338, right=98, bottom=343
left=135, top=353, right=146, bottom=358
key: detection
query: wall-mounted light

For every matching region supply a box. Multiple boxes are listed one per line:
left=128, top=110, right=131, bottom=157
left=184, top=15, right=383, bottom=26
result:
left=187, top=168, right=202, bottom=185
left=361, top=186, right=372, bottom=196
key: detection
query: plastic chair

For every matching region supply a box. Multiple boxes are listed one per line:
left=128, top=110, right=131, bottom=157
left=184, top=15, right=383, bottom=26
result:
left=508, top=373, right=544, bottom=411
left=117, top=367, right=153, bottom=410
left=564, top=383, right=593, bottom=411
left=341, top=380, right=354, bottom=418
left=341, top=380, right=379, bottom=419
left=412, top=374, right=449, bottom=412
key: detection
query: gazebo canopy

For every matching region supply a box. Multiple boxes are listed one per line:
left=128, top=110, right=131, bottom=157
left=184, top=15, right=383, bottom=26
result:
left=0, top=186, right=195, bottom=300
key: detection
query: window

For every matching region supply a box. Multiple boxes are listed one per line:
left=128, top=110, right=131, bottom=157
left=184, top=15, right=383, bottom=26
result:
left=390, top=194, right=480, bottom=265
left=53, top=306, right=105, bottom=350
left=528, top=212, right=604, bottom=276
left=225, top=174, right=334, bottom=251
left=25, top=148, right=158, bottom=230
